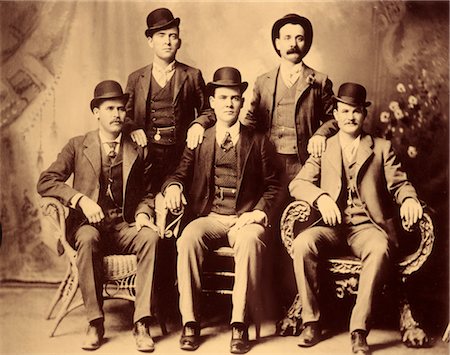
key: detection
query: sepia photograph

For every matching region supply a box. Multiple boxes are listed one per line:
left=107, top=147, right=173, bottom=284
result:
left=0, top=1, right=449, bottom=354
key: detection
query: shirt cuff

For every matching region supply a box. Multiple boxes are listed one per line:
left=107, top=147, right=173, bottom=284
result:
left=69, top=193, right=84, bottom=209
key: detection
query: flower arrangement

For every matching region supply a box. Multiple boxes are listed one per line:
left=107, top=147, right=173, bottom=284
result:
left=378, top=68, right=446, bottom=161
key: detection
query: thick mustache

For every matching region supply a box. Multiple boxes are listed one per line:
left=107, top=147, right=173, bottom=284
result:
left=287, top=47, right=301, bottom=55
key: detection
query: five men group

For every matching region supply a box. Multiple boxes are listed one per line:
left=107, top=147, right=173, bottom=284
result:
left=37, top=7, right=423, bottom=355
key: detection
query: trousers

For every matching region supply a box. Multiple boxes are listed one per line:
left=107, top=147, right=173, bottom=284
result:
left=292, top=222, right=393, bottom=332
left=176, top=213, right=267, bottom=325
left=74, top=221, right=159, bottom=323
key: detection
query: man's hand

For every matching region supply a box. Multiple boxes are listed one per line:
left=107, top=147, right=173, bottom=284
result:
left=186, top=123, right=205, bottom=149
left=78, top=197, right=105, bottom=224
left=400, top=198, right=423, bottom=228
left=316, top=194, right=341, bottom=226
left=164, top=184, right=187, bottom=212
left=135, top=213, right=158, bottom=233
left=307, top=135, right=327, bottom=158
left=229, top=210, right=267, bottom=235
left=130, top=129, right=147, bottom=147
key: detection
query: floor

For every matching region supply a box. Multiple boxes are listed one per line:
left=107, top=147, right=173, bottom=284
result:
left=0, top=284, right=448, bottom=355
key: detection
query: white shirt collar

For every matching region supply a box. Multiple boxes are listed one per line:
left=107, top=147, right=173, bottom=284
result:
left=338, top=132, right=361, bottom=162
left=280, top=61, right=304, bottom=87
left=152, top=60, right=176, bottom=74
left=215, top=120, right=240, bottom=146
left=99, top=131, right=121, bottom=154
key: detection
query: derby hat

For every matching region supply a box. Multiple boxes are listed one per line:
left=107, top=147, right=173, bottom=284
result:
left=90, top=80, right=129, bottom=111
left=334, top=82, right=371, bottom=107
left=206, top=67, right=248, bottom=95
left=145, top=8, right=180, bottom=38
left=272, top=13, right=313, bottom=57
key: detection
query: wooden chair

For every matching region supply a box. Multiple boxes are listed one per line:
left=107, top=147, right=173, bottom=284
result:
left=202, top=246, right=261, bottom=339
left=41, top=195, right=182, bottom=337
left=276, top=200, right=435, bottom=347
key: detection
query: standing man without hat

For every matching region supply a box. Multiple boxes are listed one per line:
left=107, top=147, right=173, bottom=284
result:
left=289, top=82, right=423, bottom=354
left=162, top=67, right=282, bottom=354
left=124, top=7, right=215, bottom=193
left=37, top=81, right=160, bottom=352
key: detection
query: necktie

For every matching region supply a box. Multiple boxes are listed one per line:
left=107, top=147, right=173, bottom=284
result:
left=106, top=142, right=117, bottom=160
left=221, top=131, right=233, bottom=152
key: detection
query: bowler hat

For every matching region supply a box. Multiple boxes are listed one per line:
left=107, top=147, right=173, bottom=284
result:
left=333, top=82, right=371, bottom=107
left=145, top=8, right=180, bottom=38
left=206, top=67, right=248, bottom=95
left=272, top=14, right=313, bottom=57
left=90, top=80, right=129, bottom=111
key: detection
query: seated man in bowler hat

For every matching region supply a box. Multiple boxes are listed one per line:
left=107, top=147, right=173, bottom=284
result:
left=124, top=7, right=214, bottom=193
left=288, top=82, right=423, bottom=354
left=162, top=67, right=282, bottom=353
left=37, top=80, right=160, bottom=352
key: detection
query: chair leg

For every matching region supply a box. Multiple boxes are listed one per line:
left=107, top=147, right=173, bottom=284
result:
left=46, top=265, right=71, bottom=319
left=254, top=322, right=261, bottom=340
left=49, top=270, right=80, bottom=337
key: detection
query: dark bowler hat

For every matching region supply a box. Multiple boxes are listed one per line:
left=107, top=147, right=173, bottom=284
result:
left=272, top=13, right=313, bottom=57
left=206, top=67, right=248, bottom=94
left=334, top=82, right=371, bottom=107
left=145, top=8, right=180, bottom=38
left=90, top=80, right=129, bottom=111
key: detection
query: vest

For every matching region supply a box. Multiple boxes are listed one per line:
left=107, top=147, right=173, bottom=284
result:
left=210, top=141, right=239, bottom=215
left=98, top=145, right=123, bottom=210
left=271, top=77, right=297, bottom=154
left=342, top=155, right=370, bottom=226
left=146, top=74, right=176, bottom=145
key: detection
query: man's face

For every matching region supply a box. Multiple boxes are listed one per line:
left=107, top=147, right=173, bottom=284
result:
left=148, top=27, right=181, bottom=62
left=210, top=87, right=244, bottom=127
left=334, top=102, right=366, bottom=138
left=93, top=99, right=126, bottom=136
left=275, top=23, right=306, bottom=64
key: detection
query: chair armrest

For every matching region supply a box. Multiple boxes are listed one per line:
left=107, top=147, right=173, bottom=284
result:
left=398, top=211, right=435, bottom=276
left=280, top=200, right=312, bottom=259
left=40, top=197, right=76, bottom=259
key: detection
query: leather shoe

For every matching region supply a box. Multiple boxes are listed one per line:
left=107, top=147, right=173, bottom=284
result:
left=133, top=319, right=155, bottom=352
left=297, top=322, right=321, bottom=347
left=230, top=322, right=250, bottom=354
left=351, top=330, right=370, bottom=354
left=81, top=319, right=104, bottom=350
left=180, top=322, right=200, bottom=351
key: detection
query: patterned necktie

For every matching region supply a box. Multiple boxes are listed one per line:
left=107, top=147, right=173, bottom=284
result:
left=220, top=131, right=233, bottom=152
left=106, top=142, right=118, bottom=160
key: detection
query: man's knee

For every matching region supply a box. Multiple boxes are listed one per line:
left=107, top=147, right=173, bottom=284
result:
left=362, top=236, right=391, bottom=262
left=75, top=225, right=101, bottom=251
left=176, top=222, right=204, bottom=251
left=292, top=230, right=321, bottom=258
left=233, top=224, right=266, bottom=252
left=135, top=227, right=159, bottom=252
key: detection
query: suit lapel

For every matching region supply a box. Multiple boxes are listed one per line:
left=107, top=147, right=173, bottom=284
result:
left=83, top=131, right=101, bottom=179
left=236, top=125, right=254, bottom=196
left=201, top=126, right=216, bottom=184
left=138, top=64, right=152, bottom=100
left=323, top=134, right=342, bottom=179
left=294, top=63, right=314, bottom=105
left=355, top=134, right=374, bottom=179
left=122, top=137, right=138, bottom=197
left=263, top=67, right=278, bottom=120
left=173, top=63, right=188, bottom=104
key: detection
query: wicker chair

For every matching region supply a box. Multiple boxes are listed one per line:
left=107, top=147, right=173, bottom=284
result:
left=41, top=196, right=182, bottom=337
left=276, top=200, right=435, bottom=347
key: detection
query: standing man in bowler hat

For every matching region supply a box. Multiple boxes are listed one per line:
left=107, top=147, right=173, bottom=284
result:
left=124, top=7, right=214, bottom=193
left=289, top=82, right=423, bottom=354
left=37, top=80, right=160, bottom=352
left=162, top=67, right=282, bottom=354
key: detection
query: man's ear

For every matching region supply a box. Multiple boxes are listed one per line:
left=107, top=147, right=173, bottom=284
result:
left=275, top=38, right=281, bottom=52
left=92, top=107, right=99, bottom=118
left=332, top=108, right=338, bottom=119
left=147, top=37, right=154, bottom=49
left=209, top=95, right=215, bottom=109
left=177, top=38, right=182, bottom=50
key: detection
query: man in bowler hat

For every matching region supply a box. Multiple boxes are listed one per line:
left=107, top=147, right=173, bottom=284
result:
left=37, top=80, right=160, bottom=352
left=124, top=7, right=214, bottom=193
left=162, top=67, right=282, bottom=353
left=289, top=82, right=423, bottom=354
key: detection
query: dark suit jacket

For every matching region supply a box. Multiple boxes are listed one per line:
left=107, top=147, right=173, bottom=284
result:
left=243, top=63, right=338, bottom=164
left=162, top=124, right=283, bottom=221
left=123, top=61, right=215, bottom=146
left=37, top=130, right=154, bottom=236
left=289, top=132, right=419, bottom=244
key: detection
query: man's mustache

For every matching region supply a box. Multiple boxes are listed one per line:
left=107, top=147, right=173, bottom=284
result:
left=287, top=47, right=301, bottom=55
